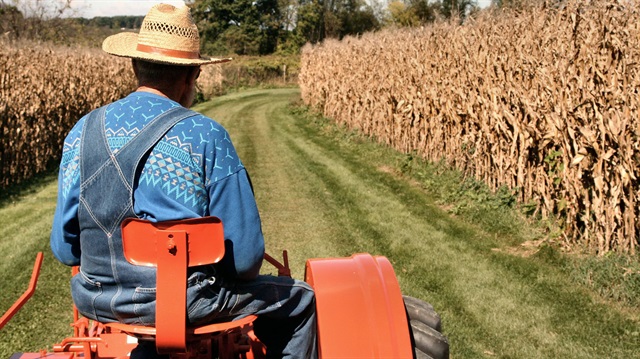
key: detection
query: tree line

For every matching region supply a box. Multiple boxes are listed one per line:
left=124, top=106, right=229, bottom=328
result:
left=75, top=16, right=144, bottom=30
left=0, top=0, right=145, bottom=46
left=189, top=0, right=483, bottom=56
left=0, top=0, right=544, bottom=55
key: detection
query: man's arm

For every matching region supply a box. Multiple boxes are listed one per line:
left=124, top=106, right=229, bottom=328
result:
left=50, top=119, right=84, bottom=266
left=208, top=169, right=265, bottom=280
left=50, top=167, right=81, bottom=266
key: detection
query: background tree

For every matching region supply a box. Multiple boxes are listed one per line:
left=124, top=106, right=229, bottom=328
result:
left=0, top=2, right=24, bottom=38
left=492, top=0, right=528, bottom=8
left=386, top=1, right=439, bottom=27
left=190, top=0, right=282, bottom=55
left=385, top=0, right=475, bottom=27
left=440, top=0, right=477, bottom=18
left=0, top=0, right=76, bottom=41
left=491, top=0, right=558, bottom=9
left=386, top=1, right=419, bottom=27
left=409, top=0, right=439, bottom=23
left=190, top=0, right=380, bottom=54
left=336, top=0, right=380, bottom=37
left=284, top=0, right=323, bottom=50
left=321, top=0, right=380, bottom=39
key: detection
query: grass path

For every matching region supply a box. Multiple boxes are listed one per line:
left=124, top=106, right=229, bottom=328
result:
left=1, top=88, right=638, bottom=358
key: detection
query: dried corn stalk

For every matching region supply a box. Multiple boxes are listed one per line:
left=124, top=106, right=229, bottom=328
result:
left=0, top=39, right=136, bottom=189
left=299, top=0, right=640, bottom=254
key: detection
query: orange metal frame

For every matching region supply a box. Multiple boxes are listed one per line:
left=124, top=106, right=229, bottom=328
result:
left=121, top=216, right=228, bottom=353
left=111, top=216, right=263, bottom=358
left=305, top=253, right=414, bottom=358
left=0, top=252, right=43, bottom=330
left=3, top=222, right=415, bottom=358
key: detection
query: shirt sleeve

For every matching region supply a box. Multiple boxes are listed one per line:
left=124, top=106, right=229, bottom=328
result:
left=50, top=118, right=85, bottom=266
left=50, top=173, right=81, bottom=266
left=203, top=122, right=265, bottom=280
left=208, top=169, right=265, bottom=280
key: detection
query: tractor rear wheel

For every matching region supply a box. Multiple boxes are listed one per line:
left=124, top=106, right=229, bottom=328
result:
left=403, top=295, right=449, bottom=359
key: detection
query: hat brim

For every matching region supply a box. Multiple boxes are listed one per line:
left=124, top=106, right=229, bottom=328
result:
left=102, top=32, right=231, bottom=66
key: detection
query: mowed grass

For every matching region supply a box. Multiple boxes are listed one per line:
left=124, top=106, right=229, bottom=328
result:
left=1, top=88, right=638, bottom=358
left=0, top=175, right=74, bottom=356
left=195, top=88, right=639, bottom=358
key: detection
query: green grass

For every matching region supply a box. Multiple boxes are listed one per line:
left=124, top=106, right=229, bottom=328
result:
left=196, top=89, right=639, bottom=358
left=0, top=174, right=74, bottom=356
left=1, top=88, right=638, bottom=358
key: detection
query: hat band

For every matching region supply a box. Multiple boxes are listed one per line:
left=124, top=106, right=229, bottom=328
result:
left=136, top=43, right=200, bottom=60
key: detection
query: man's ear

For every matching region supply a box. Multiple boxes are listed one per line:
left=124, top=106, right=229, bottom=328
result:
left=187, top=66, right=200, bottom=86
left=131, top=59, right=139, bottom=78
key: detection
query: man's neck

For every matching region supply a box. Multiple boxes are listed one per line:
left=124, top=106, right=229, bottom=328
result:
left=136, top=86, right=172, bottom=100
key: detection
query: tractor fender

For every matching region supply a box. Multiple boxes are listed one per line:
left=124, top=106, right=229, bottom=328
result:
left=305, top=253, right=413, bottom=358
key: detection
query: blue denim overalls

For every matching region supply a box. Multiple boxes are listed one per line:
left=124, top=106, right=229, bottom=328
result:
left=71, top=105, right=197, bottom=325
left=70, top=103, right=318, bottom=358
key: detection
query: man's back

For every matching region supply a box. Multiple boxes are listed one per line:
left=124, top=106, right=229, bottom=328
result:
left=51, top=91, right=265, bottom=324
left=50, top=5, right=316, bottom=356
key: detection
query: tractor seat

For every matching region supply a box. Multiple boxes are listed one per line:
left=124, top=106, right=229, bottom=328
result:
left=105, top=216, right=257, bottom=355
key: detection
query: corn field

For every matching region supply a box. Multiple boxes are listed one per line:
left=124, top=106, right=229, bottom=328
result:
left=0, top=40, right=225, bottom=190
left=299, top=0, right=640, bottom=254
left=197, top=64, right=225, bottom=99
left=0, top=40, right=136, bottom=189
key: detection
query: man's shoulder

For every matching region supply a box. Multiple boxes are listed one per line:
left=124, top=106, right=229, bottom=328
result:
left=179, top=112, right=229, bottom=136
left=64, top=114, right=89, bottom=144
left=103, top=92, right=180, bottom=117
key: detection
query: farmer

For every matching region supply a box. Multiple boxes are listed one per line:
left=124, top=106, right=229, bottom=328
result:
left=49, top=4, right=316, bottom=358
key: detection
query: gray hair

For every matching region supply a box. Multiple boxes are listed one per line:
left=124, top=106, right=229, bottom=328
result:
left=132, top=59, right=197, bottom=87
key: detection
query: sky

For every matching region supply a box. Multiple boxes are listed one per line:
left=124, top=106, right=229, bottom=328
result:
left=68, top=0, right=492, bottom=19
left=69, top=0, right=187, bottom=18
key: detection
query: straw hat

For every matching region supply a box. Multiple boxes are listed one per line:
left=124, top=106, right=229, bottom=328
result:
left=102, top=3, right=230, bottom=66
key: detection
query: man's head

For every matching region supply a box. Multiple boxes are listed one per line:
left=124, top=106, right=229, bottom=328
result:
left=131, top=59, right=201, bottom=107
left=101, top=3, right=229, bottom=107
left=102, top=3, right=230, bottom=66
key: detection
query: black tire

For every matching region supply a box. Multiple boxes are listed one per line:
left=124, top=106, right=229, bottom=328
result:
left=403, top=296, right=449, bottom=359
left=403, top=295, right=442, bottom=332
left=414, top=349, right=432, bottom=359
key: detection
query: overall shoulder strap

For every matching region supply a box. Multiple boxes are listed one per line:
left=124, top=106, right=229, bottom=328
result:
left=78, top=105, right=198, bottom=235
left=80, top=105, right=198, bottom=188
left=79, top=106, right=109, bottom=184
left=113, top=106, right=199, bottom=187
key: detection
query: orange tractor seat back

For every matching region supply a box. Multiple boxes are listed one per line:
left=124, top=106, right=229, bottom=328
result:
left=108, top=216, right=257, bottom=356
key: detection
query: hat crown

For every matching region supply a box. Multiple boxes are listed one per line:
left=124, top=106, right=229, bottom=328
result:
left=137, top=4, right=200, bottom=53
left=102, top=3, right=231, bottom=65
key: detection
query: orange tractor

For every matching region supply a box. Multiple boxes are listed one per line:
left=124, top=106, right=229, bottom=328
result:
left=1, top=217, right=449, bottom=359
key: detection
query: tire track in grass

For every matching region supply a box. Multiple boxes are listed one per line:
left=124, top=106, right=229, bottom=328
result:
left=284, top=112, right=637, bottom=359
left=275, top=115, right=510, bottom=357
left=181, top=88, right=640, bottom=358
left=0, top=178, right=74, bottom=358
left=201, top=89, right=538, bottom=356
left=3, top=89, right=636, bottom=358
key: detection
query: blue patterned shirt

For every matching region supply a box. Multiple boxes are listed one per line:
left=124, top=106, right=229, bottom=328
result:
left=50, top=92, right=264, bottom=279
